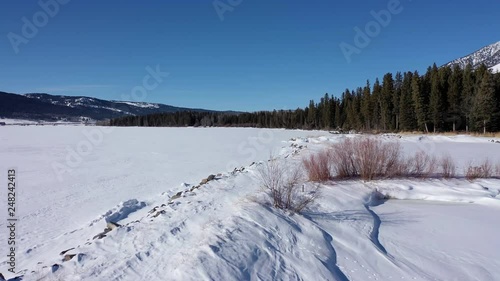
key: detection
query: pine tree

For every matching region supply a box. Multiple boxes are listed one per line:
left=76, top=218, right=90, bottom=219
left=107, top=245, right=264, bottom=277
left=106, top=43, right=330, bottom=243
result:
left=412, top=72, right=429, bottom=133
left=381, top=73, right=394, bottom=131
left=473, top=71, right=496, bottom=134
left=439, top=66, right=452, bottom=130
left=462, top=64, right=475, bottom=132
left=334, top=100, right=342, bottom=129
left=344, top=90, right=356, bottom=129
left=494, top=72, right=500, bottom=131
left=429, top=64, right=445, bottom=132
left=447, top=64, right=463, bottom=131
left=327, top=95, right=336, bottom=129
left=371, top=79, right=382, bottom=130
left=307, top=100, right=316, bottom=129
left=353, top=88, right=363, bottom=129
left=393, top=72, right=403, bottom=130
left=399, top=72, right=415, bottom=131
left=361, top=80, right=372, bottom=130
left=321, top=93, right=331, bottom=129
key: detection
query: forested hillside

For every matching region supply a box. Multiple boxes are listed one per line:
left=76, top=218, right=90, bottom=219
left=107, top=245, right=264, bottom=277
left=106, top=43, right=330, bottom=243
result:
left=110, top=63, right=500, bottom=133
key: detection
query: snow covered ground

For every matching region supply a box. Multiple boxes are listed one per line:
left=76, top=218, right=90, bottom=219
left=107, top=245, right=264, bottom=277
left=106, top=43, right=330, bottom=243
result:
left=0, top=127, right=499, bottom=280
left=491, top=63, right=500, bottom=73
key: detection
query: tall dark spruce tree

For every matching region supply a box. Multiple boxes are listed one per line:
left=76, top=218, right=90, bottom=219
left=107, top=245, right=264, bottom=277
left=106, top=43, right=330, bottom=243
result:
left=412, top=71, right=429, bottom=133
left=429, top=64, right=444, bottom=132
left=462, top=64, right=475, bottom=132
left=399, top=72, right=416, bottom=131
left=473, top=71, right=497, bottom=134
left=393, top=72, right=403, bottom=131
left=448, top=64, right=463, bottom=132
left=372, top=78, right=382, bottom=130
left=380, top=73, right=394, bottom=131
left=361, top=80, right=372, bottom=130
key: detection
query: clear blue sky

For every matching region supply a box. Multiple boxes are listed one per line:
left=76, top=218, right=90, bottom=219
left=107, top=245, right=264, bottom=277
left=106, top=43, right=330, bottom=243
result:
left=1, top=0, right=499, bottom=112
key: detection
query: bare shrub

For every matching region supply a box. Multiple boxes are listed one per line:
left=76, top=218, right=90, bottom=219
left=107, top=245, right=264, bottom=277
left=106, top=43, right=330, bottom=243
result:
left=406, top=151, right=437, bottom=178
left=465, top=159, right=493, bottom=180
left=480, top=159, right=493, bottom=178
left=439, top=154, right=456, bottom=179
left=356, top=139, right=402, bottom=180
left=330, top=138, right=403, bottom=180
left=330, top=138, right=358, bottom=178
left=466, top=165, right=482, bottom=180
left=406, top=152, right=419, bottom=176
left=356, top=138, right=384, bottom=180
left=426, top=156, right=438, bottom=177
left=302, top=150, right=331, bottom=182
left=258, top=157, right=319, bottom=213
left=395, top=157, right=411, bottom=177
left=327, top=137, right=500, bottom=181
left=379, top=142, right=403, bottom=178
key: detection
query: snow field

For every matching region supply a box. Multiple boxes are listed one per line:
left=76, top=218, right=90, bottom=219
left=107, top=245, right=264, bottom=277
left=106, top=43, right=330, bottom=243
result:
left=0, top=126, right=499, bottom=280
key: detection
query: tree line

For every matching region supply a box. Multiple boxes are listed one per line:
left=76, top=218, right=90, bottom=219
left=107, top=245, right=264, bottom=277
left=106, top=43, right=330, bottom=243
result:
left=109, top=63, right=500, bottom=133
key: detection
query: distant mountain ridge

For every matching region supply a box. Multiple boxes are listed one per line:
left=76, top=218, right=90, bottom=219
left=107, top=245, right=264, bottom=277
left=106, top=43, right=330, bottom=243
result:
left=0, top=91, right=218, bottom=122
left=444, top=41, right=500, bottom=71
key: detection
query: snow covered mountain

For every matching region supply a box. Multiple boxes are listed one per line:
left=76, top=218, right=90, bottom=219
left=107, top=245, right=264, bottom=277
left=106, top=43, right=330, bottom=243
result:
left=25, top=93, right=162, bottom=111
left=444, top=41, right=500, bottom=70
left=0, top=91, right=214, bottom=122
left=23, top=93, right=201, bottom=118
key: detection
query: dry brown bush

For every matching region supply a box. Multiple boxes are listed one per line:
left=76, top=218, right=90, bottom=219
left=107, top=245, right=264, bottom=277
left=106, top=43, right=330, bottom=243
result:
left=380, top=142, right=403, bottom=178
left=330, top=138, right=358, bottom=178
left=439, top=154, right=456, bottom=179
left=327, top=137, right=496, bottom=181
left=258, top=157, right=319, bottom=213
left=330, top=138, right=403, bottom=180
left=302, top=150, right=331, bottom=182
left=405, top=151, right=437, bottom=178
left=466, top=165, right=483, bottom=180
left=465, top=159, right=493, bottom=180
left=480, top=159, right=493, bottom=178
left=356, top=138, right=381, bottom=180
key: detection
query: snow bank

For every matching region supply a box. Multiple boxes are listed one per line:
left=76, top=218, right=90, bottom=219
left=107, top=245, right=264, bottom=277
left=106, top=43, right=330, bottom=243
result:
left=1, top=128, right=500, bottom=280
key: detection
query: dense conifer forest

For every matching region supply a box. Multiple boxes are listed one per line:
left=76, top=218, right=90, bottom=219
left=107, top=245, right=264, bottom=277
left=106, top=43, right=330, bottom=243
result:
left=110, top=63, right=500, bottom=133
